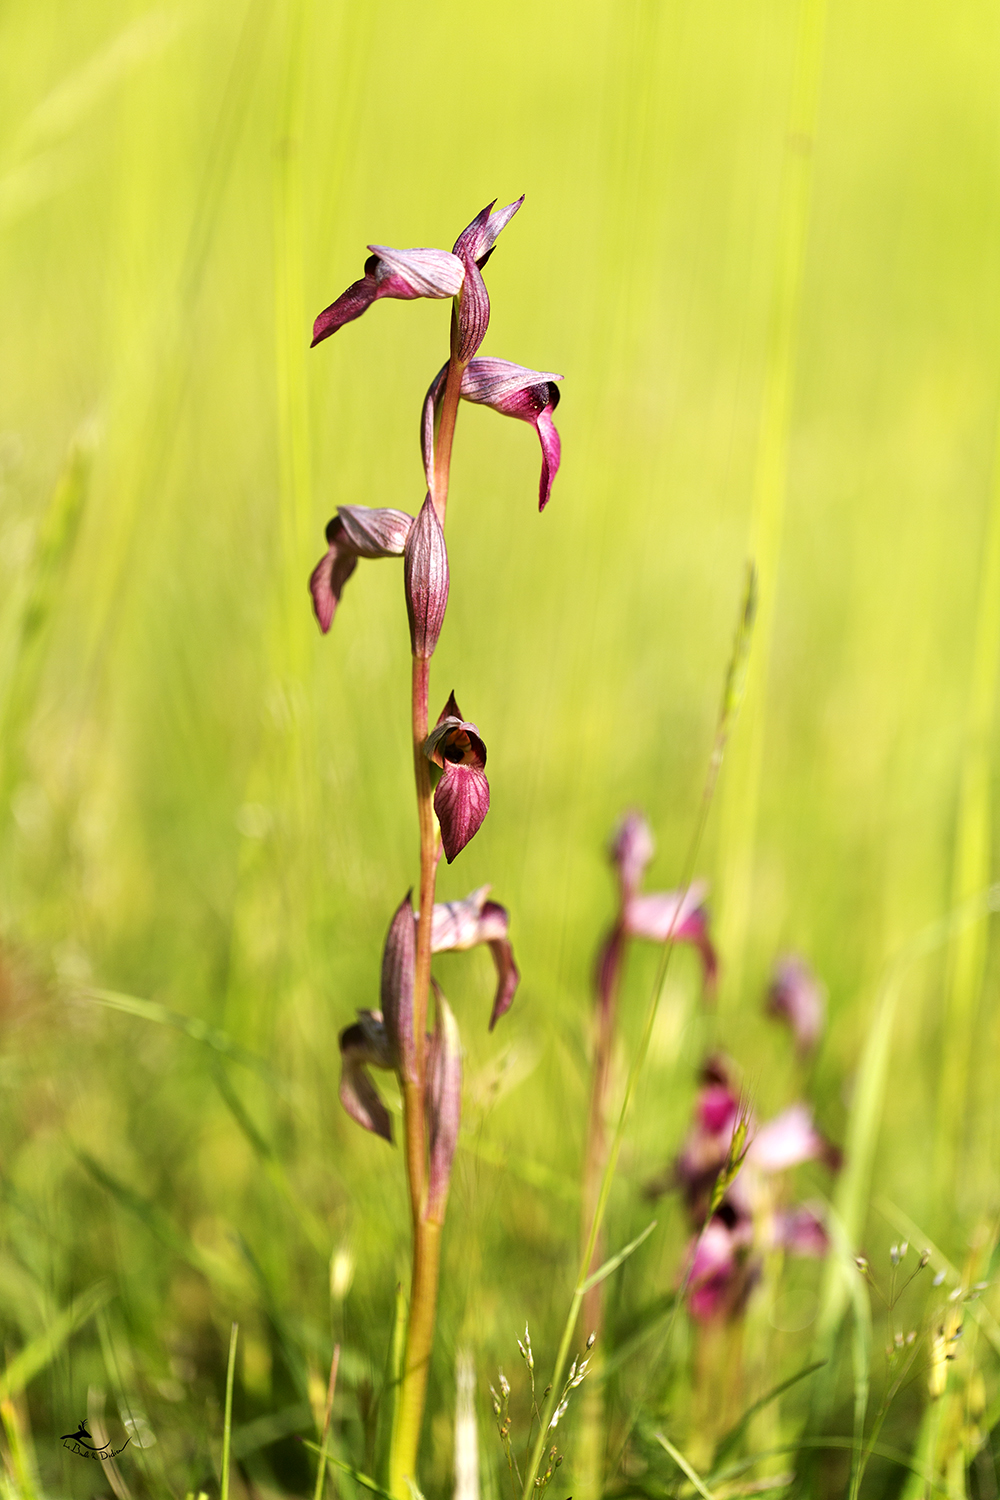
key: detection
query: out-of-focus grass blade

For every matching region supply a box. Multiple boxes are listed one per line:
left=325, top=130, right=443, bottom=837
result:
left=577, top=1219, right=657, bottom=1294
left=0, top=1281, right=110, bottom=1400
left=813, top=887, right=999, bottom=1392
left=717, top=560, right=758, bottom=750
left=457, top=1132, right=578, bottom=1202
left=654, top=1432, right=717, bottom=1500
left=230, top=1403, right=311, bottom=1460
left=0, top=427, right=94, bottom=805
left=212, top=1062, right=329, bottom=1256
left=78, top=1152, right=245, bottom=1295
left=82, top=987, right=288, bottom=1096
left=220, top=1323, right=238, bottom=1500
left=312, top=1345, right=340, bottom=1500
left=708, top=1361, right=825, bottom=1474
left=709, top=1437, right=947, bottom=1494
left=300, top=1440, right=396, bottom=1500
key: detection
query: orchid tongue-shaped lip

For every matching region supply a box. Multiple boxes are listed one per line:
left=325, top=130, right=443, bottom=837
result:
left=461, top=360, right=563, bottom=511
left=423, top=691, right=489, bottom=863
left=339, top=1010, right=395, bottom=1143
left=311, top=245, right=465, bottom=346
left=429, top=885, right=520, bottom=1029
left=310, top=505, right=414, bottom=634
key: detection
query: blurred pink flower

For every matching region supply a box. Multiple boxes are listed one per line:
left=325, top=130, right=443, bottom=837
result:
left=766, top=954, right=826, bottom=1056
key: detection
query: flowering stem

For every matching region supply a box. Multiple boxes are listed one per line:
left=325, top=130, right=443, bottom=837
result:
left=389, top=332, right=465, bottom=1499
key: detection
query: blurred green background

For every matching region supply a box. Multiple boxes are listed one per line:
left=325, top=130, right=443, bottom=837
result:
left=2, top=0, right=1000, bottom=1494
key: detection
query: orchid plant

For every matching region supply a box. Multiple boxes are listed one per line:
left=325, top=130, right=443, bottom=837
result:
left=309, top=197, right=562, bottom=1499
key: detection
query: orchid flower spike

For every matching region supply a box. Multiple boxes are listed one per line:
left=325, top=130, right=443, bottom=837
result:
left=423, top=692, right=489, bottom=862
left=310, top=505, right=414, bottom=634
left=423, top=358, right=563, bottom=511
left=431, top=886, right=520, bottom=1028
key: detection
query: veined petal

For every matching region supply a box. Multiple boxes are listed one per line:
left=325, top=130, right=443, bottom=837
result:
left=424, top=695, right=489, bottom=861
left=309, top=508, right=414, bottom=634
left=404, top=495, right=450, bottom=659
left=461, top=358, right=563, bottom=405
left=311, top=245, right=463, bottom=347
left=425, top=983, right=462, bottom=1223
left=461, top=359, right=564, bottom=511
left=339, top=1010, right=394, bottom=1142
left=381, top=893, right=417, bottom=1082
left=337, top=505, right=413, bottom=558
left=421, top=363, right=448, bottom=490
left=452, top=196, right=524, bottom=266
left=434, top=764, right=490, bottom=864
left=368, top=245, right=465, bottom=298
left=455, top=258, right=490, bottom=362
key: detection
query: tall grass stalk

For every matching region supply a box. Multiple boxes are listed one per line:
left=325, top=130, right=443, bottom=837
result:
left=717, top=0, right=827, bottom=1003
left=935, top=404, right=1000, bottom=1186
left=220, top=1323, right=239, bottom=1500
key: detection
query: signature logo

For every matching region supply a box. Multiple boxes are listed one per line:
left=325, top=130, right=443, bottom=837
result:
left=60, top=1421, right=131, bottom=1460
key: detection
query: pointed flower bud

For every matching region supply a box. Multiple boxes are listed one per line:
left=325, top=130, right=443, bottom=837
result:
left=423, top=692, right=489, bottom=863
left=460, top=359, right=563, bottom=510
left=425, top=982, right=463, bottom=1223
left=338, top=1010, right=395, bottom=1143
left=381, top=892, right=417, bottom=1084
left=609, top=812, right=655, bottom=901
left=312, top=246, right=465, bottom=346
left=766, top=955, right=826, bottom=1056
left=404, top=495, right=450, bottom=658
left=451, top=196, right=525, bottom=362
left=430, top=885, right=520, bottom=1028
left=622, top=880, right=718, bottom=991
left=309, top=505, right=414, bottom=634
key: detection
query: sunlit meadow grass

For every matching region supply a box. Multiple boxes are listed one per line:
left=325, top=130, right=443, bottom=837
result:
left=2, top=1, right=1000, bottom=1496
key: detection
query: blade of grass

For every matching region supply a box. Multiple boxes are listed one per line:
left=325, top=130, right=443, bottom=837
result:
left=221, top=1323, right=238, bottom=1500
left=708, top=1438, right=948, bottom=1494
left=313, top=1345, right=341, bottom=1500
left=709, top=1361, right=825, bottom=1473
left=301, top=1440, right=396, bottom=1500
left=716, top=0, right=829, bottom=1002
left=811, top=886, right=1000, bottom=1411
left=654, top=1432, right=717, bottom=1500
left=577, top=1220, right=657, bottom=1295
left=82, top=987, right=289, bottom=1096
left=0, top=1282, right=110, bottom=1400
